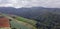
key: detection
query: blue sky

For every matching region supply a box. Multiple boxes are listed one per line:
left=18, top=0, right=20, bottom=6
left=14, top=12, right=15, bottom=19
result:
left=0, top=0, right=60, bottom=8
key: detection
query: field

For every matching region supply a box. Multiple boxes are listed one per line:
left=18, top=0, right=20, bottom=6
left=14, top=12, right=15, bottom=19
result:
left=15, top=16, right=37, bottom=26
left=10, top=19, right=32, bottom=29
left=0, top=17, right=10, bottom=27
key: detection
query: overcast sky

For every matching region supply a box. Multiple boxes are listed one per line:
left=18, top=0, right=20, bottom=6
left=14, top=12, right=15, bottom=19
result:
left=0, top=0, right=60, bottom=8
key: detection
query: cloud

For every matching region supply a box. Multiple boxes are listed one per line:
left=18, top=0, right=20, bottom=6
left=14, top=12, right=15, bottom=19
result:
left=0, top=0, right=60, bottom=8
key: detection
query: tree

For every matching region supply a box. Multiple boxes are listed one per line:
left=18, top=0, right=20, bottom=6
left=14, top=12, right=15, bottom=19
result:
left=35, top=22, right=42, bottom=29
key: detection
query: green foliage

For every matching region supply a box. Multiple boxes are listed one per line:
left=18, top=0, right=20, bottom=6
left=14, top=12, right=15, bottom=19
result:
left=31, top=12, right=60, bottom=29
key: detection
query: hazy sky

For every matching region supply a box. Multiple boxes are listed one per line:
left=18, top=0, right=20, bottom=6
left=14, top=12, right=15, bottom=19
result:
left=0, top=0, right=60, bottom=8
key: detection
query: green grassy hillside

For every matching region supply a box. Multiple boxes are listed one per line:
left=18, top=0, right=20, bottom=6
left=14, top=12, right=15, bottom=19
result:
left=2, top=14, right=37, bottom=29
left=15, top=16, right=37, bottom=26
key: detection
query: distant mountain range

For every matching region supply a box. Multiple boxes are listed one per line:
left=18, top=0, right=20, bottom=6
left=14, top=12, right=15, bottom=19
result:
left=0, top=7, right=60, bottom=20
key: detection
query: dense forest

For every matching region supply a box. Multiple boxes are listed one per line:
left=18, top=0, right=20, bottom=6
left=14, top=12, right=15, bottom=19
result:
left=35, top=12, right=60, bottom=29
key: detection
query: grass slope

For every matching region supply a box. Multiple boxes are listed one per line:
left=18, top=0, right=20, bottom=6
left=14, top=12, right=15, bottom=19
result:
left=2, top=14, right=37, bottom=29
left=15, top=16, right=37, bottom=26
left=10, top=19, right=32, bottom=29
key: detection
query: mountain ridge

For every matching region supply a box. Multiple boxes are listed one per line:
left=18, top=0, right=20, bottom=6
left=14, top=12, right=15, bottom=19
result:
left=0, top=7, right=60, bottom=21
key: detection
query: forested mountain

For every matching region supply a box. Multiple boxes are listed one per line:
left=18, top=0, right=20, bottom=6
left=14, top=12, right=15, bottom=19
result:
left=0, top=7, right=60, bottom=21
